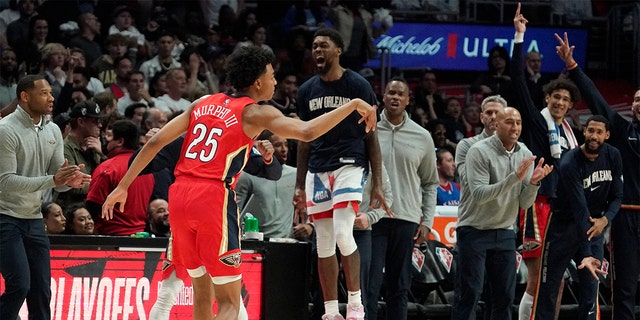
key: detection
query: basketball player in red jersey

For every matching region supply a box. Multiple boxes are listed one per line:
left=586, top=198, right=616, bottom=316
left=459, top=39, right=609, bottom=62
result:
left=101, top=45, right=378, bottom=320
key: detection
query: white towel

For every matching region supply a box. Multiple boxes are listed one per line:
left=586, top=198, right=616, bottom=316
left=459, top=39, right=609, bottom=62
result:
left=541, top=107, right=578, bottom=159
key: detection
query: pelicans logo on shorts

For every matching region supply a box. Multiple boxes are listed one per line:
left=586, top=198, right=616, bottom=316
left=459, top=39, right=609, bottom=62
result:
left=220, top=251, right=242, bottom=268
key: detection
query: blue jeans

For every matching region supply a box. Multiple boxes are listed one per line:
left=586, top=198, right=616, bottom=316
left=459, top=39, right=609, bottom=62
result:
left=0, top=215, right=51, bottom=320
left=452, top=226, right=516, bottom=320
left=367, top=219, right=418, bottom=320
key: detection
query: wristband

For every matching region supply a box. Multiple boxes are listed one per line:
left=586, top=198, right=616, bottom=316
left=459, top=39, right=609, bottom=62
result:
left=263, top=157, right=273, bottom=165
left=566, top=61, right=578, bottom=70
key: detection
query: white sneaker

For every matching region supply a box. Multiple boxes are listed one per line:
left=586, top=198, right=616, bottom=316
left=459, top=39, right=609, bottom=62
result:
left=346, top=303, right=365, bottom=320
left=322, top=313, right=346, bottom=320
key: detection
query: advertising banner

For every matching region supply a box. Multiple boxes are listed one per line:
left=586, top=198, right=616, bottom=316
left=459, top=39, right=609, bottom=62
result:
left=1, top=250, right=263, bottom=320
left=366, top=22, right=588, bottom=72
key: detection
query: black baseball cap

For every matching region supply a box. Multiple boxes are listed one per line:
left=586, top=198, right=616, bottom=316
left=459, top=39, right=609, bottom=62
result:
left=69, top=100, right=104, bottom=119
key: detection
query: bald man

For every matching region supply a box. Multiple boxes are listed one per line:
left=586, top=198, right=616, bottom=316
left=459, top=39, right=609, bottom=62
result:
left=452, top=107, right=553, bottom=320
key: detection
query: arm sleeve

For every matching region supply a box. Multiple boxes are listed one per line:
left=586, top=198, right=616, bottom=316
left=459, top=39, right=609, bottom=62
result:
left=242, top=148, right=283, bottom=180
left=419, top=134, right=440, bottom=229
left=0, top=128, right=57, bottom=192
left=559, top=158, right=593, bottom=257
left=511, top=40, right=544, bottom=138
left=465, top=146, right=522, bottom=204
left=363, top=164, right=393, bottom=226
left=455, top=137, right=472, bottom=182
left=603, top=147, right=623, bottom=222
left=567, top=66, right=629, bottom=137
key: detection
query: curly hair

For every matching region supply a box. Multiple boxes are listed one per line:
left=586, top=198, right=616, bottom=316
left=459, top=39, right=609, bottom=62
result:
left=225, top=46, right=274, bottom=91
left=543, top=78, right=581, bottom=103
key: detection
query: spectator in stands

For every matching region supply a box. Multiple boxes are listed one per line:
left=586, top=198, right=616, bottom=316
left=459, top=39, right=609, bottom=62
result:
left=142, top=107, right=169, bottom=133
left=441, top=97, right=466, bottom=143
left=14, top=15, right=47, bottom=75
left=72, top=66, right=105, bottom=97
left=64, top=204, right=95, bottom=235
left=146, top=198, right=170, bottom=237
left=265, top=70, right=298, bottom=118
left=217, top=4, right=240, bottom=50
left=282, top=29, right=316, bottom=83
left=108, top=5, right=149, bottom=59
left=233, top=8, right=258, bottom=42
left=106, top=56, right=133, bottom=100
left=5, top=0, right=37, bottom=49
left=91, top=33, right=129, bottom=87
left=52, top=112, right=71, bottom=139
left=200, top=0, right=244, bottom=31
left=282, top=0, right=325, bottom=37
left=233, top=23, right=273, bottom=54
left=427, top=119, right=457, bottom=155
left=414, top=70, right=446, bottom=120
left=139, top=32, right=181, bottom=87
left=436, top=148, right=460, bottom=206
left=123, top=102, right=147, bottom=128
left=70, top=87, right=92, bottom=105
left=43, top=202, right=66, bottom=234
left=57, top=101, right=106, bottom=208
left=41, top=43, right=69, bottom=100
left=411, top=105, right=429, bottom=128
left=328, top=0, right=386, bottom=72
left=525, top=50, right=554, bottom=110
left=470, top=45, right=515, bottom=104
left=235, top=131, right=296, bottom=239
left=154, top=68, right=191, bottom=113
left=180, top=46, right=216, bottom=102
left=117, top=70, right=154, bottom=115
left=69, top=49, right=106, bottom=96
left=68, top=12, right=102, bottom=66
left=0, top=0, right=19, bottom=35
left=462, top=102, right=483, bottom=137
left=149, top=69, right=169, bottom=98
left=86, top=120, right=155, bottom=235
left=0, top=47, right=18, bottom=108
left=93, top=91, right=118, bottom=116
left=142, top=6, right=180, bottom=44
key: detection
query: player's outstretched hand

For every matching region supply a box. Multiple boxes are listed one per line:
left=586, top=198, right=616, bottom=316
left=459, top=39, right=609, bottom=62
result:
left=513, top=3, right=528, bottom=33
left=530, top=157, right=553, bottom=185
left=354, top=99, right=378, bottom=132
left=554, top=32, right=576, bottom=66
left=102, top=186, right=128, bottom=221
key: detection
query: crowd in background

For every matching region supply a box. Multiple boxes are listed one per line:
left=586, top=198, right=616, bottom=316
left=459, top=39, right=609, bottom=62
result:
left=0, top=0, right=598, bottom=237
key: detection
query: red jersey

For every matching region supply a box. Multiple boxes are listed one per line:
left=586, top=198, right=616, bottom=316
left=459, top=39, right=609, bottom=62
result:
left=174, top=93, right=256, bottom=187
left=87, top=149, right=155, bottom=235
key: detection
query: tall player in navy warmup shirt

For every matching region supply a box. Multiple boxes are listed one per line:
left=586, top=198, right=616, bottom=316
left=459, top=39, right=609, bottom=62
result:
left=531, top=115, right=621, bottom=320
left=294, top=28, right=390, bottom=320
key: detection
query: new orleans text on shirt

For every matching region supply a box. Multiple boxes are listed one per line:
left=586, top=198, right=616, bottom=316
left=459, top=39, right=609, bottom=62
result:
left=582, top=170, right=613, bottom=189
left=309, top=96, right=351, bottom=112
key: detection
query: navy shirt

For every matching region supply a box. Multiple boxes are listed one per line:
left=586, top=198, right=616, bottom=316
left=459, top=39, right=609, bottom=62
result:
left=297, top=69, right=378, bottom=173
left=551, top=143, right=623, bottom=257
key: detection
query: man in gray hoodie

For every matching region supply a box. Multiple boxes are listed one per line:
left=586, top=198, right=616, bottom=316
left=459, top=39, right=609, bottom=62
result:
left=452, top=107, right=553, bottom=320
